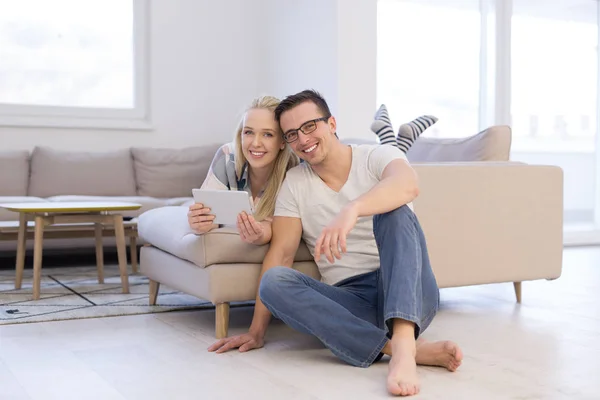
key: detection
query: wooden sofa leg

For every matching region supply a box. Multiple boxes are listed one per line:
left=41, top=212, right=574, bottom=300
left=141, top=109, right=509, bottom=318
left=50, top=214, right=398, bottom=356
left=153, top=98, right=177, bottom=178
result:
left=513, top=282, right=522, bottom=303
left=149, top=279, right=160, bottom=305
left=216, top=303, right=230, bottom=339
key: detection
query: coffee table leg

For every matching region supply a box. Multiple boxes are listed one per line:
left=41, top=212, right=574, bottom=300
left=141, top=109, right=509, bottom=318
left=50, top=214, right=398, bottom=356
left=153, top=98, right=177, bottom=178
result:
left=95, top=223, right=104, bottom=284
left=33, top=216, right=45, bottom=300
left=113, top=215, right=130, bottom=293
left=15, top=212, right=27, bottom=290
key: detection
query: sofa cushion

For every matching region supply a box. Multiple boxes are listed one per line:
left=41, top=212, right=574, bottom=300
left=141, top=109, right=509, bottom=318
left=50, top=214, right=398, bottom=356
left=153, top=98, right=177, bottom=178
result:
left=45, top=195, right=169, bottom=218
left=138, top=206, right=313, bottom=267
left=0, top=196, right=46, bottom=221
left=28, top=147, right=137, bottom=197
left=406, top=125, right=512, bottom=162
left=131, top=143, right=223, bottom=198
left=165, top=197, right=194, bottom=206
left=0, top=151, right=30, bottom=196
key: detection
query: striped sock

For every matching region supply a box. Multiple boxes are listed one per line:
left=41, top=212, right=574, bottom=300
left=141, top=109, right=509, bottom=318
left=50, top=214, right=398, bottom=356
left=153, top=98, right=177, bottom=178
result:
left=396, top=115, right=438, bottom=153
left=370, top=104, right=396, bottom=146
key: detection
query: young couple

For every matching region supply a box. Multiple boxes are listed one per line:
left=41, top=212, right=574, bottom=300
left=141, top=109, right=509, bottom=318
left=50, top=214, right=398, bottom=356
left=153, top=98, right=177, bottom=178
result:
left=187, top=90, right=463, bottom=397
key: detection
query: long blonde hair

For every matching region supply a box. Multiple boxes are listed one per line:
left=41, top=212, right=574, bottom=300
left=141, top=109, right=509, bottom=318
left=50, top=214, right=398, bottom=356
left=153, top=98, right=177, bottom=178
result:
left=234, top=95, right=299, bottom=221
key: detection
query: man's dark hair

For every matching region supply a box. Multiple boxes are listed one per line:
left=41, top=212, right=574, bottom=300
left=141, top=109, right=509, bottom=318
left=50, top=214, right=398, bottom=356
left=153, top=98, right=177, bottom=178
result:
left=274, top=89, right=332, bottom=123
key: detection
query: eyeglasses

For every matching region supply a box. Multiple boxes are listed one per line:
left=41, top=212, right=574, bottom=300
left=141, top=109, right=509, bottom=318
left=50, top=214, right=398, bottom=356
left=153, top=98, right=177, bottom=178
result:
left=283, top=117, right=329, bottom=144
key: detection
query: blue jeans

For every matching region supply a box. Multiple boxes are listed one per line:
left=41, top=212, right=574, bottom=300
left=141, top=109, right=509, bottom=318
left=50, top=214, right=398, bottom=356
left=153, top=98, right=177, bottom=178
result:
left=258, top=205, right=440, bottom=368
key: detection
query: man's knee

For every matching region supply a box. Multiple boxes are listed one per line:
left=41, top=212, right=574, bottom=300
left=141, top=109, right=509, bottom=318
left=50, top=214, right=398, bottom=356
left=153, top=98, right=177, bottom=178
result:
left=374, top=204, right=415, bottom=227
left=259, top=266, right=298, bottom=302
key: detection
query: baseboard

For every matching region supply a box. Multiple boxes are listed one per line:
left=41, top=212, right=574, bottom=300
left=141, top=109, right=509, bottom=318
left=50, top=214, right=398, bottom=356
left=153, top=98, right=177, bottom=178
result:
left=563, top=229, right=600, bottom=246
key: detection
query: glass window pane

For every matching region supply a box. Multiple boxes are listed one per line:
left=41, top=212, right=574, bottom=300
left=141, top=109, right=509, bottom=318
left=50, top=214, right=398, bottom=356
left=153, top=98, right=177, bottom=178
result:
left=377, top=0, right=481, bottom=138
left=0, top=0, right=134, bottom=109
left=511, top=0, right=598, bottom=226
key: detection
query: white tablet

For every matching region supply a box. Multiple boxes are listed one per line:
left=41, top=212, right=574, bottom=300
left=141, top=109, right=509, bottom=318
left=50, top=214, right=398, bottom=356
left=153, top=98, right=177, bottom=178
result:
left=191, top=189, right=254, bottom=226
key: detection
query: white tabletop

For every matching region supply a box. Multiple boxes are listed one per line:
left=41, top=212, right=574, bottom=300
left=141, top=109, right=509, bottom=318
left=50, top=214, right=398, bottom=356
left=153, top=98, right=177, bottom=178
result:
left=0, top=202, right=142, bottom=213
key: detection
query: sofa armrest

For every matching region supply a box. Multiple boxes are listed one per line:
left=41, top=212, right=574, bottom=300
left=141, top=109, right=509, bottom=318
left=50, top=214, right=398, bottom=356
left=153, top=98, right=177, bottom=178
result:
left=412, top=162, right=563, bottom=288
left=138, top=206, right=313, bottom=268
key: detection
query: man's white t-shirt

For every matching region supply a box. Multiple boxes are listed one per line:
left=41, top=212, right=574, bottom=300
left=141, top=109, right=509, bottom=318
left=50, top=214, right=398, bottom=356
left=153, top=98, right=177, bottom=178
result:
left=274, top=144, right=412, bottom=285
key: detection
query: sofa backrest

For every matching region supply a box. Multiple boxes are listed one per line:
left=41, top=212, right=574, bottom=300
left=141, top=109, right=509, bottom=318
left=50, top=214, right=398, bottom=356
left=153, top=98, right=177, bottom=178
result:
left=407, top=125, right=512, bottom=162
left=0, top=150, right=30, bottom=196
left=131, top=143, right=223, bottom=198
left=0, top=144, right=226, bottom=199
left=22, top=143, right=224, bottom=199
left=343, top=125, right=512, bottom=162
left=28, top=146, right=138, bottom=197
left=3, top=125, right=512, bottom=200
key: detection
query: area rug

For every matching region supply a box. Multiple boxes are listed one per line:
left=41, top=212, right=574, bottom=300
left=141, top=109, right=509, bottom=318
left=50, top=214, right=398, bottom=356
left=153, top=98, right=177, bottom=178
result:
left=0, top=265, right=220, bottom=325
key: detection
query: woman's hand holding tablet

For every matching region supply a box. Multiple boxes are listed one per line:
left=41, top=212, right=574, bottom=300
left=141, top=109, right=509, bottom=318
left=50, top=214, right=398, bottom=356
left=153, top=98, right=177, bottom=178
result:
left=187, top=202, right=217, bottom=234
left=191, top=189, right=254, bottom=226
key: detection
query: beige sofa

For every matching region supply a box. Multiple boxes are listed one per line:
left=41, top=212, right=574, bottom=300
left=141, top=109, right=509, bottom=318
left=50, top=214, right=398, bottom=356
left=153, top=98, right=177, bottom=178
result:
left=137, top=126, right=564, bottom=338
left=0, top=143, right=223, bottom=252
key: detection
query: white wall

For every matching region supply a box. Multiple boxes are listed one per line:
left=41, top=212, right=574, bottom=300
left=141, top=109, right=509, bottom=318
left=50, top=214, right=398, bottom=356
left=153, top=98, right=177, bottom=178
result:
left=263, top=0, right=339, bottom=108
left=264, top=0, right=377, bottom=140
left=0, top=0, right=267, bottom=151
left=336, top=0, right=378, bottom=140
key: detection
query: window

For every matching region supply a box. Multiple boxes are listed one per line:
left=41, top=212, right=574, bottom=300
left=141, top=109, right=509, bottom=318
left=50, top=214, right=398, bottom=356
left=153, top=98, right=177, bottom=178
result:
left=0, top=0, right=149, bottom=129
left=377, top=0, right=481, bottom=138
left=511, top=0, right=597, bottom=153
left=377, top=0, right=600, bottom=244
left=510, top=0, right=598, bottom=228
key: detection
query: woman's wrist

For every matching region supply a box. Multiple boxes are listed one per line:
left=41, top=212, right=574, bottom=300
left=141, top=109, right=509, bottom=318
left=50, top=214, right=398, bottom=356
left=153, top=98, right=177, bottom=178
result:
left=194, top=224, right=216, bottom=235
left=251, top=231, right=267, bottom=245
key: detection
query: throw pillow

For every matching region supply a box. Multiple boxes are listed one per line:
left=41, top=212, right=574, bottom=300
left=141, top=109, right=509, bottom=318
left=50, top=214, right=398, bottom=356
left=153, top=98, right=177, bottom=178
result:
left=406, top=125, right=512, bottom=162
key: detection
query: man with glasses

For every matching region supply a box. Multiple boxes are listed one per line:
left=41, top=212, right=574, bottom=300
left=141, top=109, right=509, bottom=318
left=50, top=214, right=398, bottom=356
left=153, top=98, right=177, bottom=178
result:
left=208, top=89, right=463, bottom=397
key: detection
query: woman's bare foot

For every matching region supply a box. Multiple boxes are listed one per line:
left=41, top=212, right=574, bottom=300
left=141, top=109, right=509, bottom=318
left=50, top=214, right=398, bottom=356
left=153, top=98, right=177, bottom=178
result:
left=387, top=338, right=420, bottom=397
left=415, top=339, right=463, bottom=372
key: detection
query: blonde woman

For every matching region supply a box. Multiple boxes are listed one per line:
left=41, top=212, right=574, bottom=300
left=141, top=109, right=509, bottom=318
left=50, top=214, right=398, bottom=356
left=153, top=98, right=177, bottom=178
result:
left=187, top=96, right=299, bottom=245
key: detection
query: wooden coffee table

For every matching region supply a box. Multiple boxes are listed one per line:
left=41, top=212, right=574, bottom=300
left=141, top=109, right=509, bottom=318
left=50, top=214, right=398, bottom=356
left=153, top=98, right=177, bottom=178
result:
left=0, top=201, right=142, bottom=300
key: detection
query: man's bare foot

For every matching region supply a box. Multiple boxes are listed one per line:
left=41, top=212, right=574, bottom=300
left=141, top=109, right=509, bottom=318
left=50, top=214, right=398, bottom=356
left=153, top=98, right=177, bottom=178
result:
left=415, top=339, right=463, bottom=372
left=387, top=338, right=420, bottom=397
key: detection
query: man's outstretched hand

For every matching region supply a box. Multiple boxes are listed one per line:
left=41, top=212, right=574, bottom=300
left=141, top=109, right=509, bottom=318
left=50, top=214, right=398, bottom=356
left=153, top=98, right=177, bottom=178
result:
left=314, top=202, right=360, bottom=264
left=207, top=331, right=264, bottom=354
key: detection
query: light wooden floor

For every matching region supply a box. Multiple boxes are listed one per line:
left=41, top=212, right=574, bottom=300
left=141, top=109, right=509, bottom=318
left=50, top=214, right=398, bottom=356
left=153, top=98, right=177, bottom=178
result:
left=1, top=247, right=599, bottom=400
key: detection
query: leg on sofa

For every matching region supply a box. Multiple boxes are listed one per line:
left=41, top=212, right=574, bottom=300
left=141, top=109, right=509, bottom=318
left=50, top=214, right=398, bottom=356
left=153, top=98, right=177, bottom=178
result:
left=513, top=282, right=522, bottom=303
left=216, top=303, right=230, bottom=339
left=149, top=279, right=160, bottom=305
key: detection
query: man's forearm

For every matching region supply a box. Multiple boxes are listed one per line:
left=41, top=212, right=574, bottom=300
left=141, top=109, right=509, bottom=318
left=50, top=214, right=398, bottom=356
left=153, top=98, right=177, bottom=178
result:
left=248, top=249, right=293, bottom=336
left=353, top=174, right=418, bottom=218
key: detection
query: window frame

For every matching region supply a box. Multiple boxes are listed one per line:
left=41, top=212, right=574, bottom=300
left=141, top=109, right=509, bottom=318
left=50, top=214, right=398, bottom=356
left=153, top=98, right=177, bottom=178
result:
left=0, top=0, right=150, bottom=130
left=595, top=2, right=600, bottom=232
